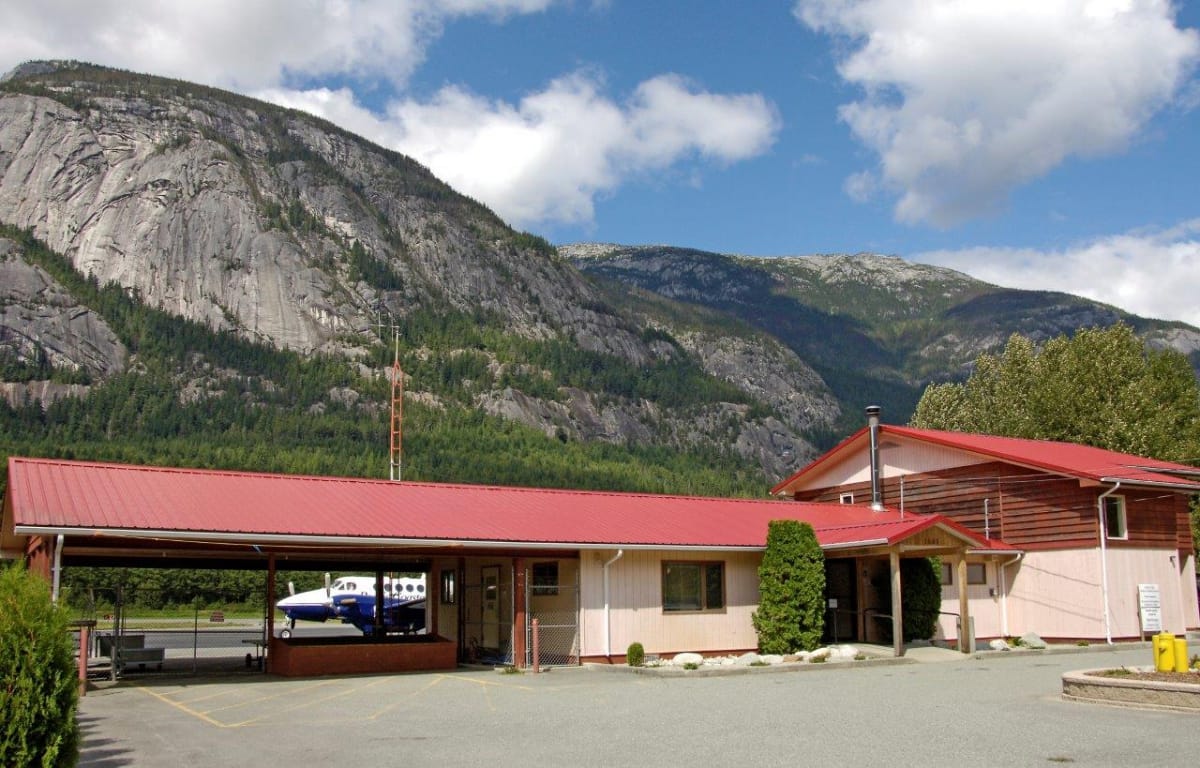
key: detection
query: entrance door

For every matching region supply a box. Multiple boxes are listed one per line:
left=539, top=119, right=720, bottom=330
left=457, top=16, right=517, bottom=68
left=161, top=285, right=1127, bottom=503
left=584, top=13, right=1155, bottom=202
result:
left=481, top=565, right=500, bottom=648
left=824, top=559, right=859, bottom=643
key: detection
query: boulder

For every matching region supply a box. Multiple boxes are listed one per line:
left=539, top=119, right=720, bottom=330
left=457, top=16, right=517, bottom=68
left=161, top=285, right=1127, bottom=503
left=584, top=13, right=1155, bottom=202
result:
left=673, top=652, right=705, bottom=666
left=831, top=644, right=859, bottom=660
left=734, top=652, right=761, bottom=666
left=807, top=647, right=831, bottom=662
left=989, top=639, right=1012, bottom=652
left=1019, top=632, right=1047, bottom=650
left=760, top=654, right=784, bottom=665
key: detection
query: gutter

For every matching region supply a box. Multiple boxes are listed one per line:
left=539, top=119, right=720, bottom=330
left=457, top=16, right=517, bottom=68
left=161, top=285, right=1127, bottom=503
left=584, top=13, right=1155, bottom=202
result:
left=51, top=534, right=64, bottom=603
left=998, top=551, right=1024, bottom=638
left=602, top=549, right=624, bottom=661
left=13, top=526, right=764, bottom=553
left=1097, top=481, right=1121, bottom=645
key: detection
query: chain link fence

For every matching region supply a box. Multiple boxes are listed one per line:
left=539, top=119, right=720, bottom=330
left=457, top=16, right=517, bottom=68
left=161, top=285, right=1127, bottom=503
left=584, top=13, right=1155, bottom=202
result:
left=66, top=586, right=269, bottom=679
left=526, top=570, right=579, bottom=667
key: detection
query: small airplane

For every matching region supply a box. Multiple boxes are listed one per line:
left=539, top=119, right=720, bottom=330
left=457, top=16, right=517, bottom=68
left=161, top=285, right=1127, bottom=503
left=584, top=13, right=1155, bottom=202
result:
left=276, top=574, right=426, bottom=638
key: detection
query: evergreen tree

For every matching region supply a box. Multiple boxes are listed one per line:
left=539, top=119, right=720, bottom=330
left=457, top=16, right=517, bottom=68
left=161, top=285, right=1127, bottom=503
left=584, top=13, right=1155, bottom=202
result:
left=752, top=520, right=825, bottom=653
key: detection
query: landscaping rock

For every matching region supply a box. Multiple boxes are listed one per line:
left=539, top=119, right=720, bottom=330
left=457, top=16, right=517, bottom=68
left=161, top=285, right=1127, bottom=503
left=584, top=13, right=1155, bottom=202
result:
left=1019, top=632, right=1047, bottom=650
left=782, top=653, right=804, bottom=663
left=760, top=654, right=784, bottom=665
left=673, top=652, right=704, bottom=666
left=808, top=647, right=831, bottom=662
left=831, top=644, right=859, bottom=660
left=734, top=652, right=761, bottom=666
left=989, top=639, right=1012, bottom=651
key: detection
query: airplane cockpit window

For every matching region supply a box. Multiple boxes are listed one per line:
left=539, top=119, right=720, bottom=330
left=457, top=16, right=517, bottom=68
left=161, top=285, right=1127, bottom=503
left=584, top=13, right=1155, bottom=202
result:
left=405, top=584, right=414, bottom=592
left=418, top=584, right=425, bottom=593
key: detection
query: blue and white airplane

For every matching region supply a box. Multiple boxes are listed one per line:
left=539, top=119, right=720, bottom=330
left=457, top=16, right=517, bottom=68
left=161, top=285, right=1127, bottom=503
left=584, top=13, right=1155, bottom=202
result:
left=276, top=575, right=426, bottom=638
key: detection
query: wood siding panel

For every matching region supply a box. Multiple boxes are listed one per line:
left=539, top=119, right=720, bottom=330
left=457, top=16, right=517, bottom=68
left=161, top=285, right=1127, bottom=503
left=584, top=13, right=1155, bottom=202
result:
left=794, top=462, right=1193, bottom=550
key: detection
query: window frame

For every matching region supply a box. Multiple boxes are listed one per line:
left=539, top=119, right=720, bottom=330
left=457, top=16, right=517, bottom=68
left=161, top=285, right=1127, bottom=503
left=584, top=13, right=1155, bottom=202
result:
left=661, top=561, right=726, bottom=613
left=1103, top=495, right=1128, bottom=540
left=942, top=562, right=987, bottom=585
left=531, top=561, right=559, bottom=596
left=839, top=492, right=854, bottom=504
left=439, top=568, right=457, bottom=605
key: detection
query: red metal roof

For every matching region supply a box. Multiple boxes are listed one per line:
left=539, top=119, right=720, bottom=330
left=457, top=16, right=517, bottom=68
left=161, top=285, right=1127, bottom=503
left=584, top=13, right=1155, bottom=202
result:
left=5, top=457, right=994, bottom=552
left=772, top=425, right=1200, bottom=496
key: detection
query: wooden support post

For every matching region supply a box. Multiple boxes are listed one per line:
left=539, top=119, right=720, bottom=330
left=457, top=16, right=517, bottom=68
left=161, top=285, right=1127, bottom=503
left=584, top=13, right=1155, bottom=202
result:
left=266, top=554, right=276, bottom=673
left=374, top=571, right=385, bottom=636
left=74, top=620, right=95, bottom=697
left=513, top=558, right=527, bottom=669
left=957, top=555, right=971, bottom=653
left=890, top=550, right=903, bottom=658
left=531, top=618, right=540, bottom=674
left=429, top=564, right=440, bottom=639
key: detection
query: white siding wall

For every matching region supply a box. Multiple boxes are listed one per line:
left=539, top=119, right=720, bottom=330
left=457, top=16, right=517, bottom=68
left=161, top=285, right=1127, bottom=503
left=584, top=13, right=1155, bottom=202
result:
left=579, top=549, right=761, bottom=658
left=805, top=437, right=980, bottom=488
left=937, top=547, right=1199, bottom=641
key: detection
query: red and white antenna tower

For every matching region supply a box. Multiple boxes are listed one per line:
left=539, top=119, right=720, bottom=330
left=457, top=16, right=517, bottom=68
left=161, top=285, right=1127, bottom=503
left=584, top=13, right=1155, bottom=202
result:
left=376, top=313, right=404, bottom=481
left=388, top=328, right=404, bottom=482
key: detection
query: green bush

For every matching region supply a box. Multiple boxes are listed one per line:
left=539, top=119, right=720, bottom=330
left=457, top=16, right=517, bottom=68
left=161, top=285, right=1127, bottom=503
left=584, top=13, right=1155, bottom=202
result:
left=900, top=557, right=941, bottom=642
left=626, top=642, right=645, bottom=667
left=752, top=520, right=825, bottom=653
left=0, top=565, right=79, bottom=767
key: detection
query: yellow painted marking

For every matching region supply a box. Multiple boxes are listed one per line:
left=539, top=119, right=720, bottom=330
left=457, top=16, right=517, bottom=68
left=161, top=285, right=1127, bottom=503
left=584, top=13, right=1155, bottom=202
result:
left=436, top=673, right=532, bottom=691
left=223, top=676, right=394, bottom=727
left=368, top=675, right=444, bottom=720
left=135, top=685, right=227, bottom=728
left=200, top=679, right=342, bottom=716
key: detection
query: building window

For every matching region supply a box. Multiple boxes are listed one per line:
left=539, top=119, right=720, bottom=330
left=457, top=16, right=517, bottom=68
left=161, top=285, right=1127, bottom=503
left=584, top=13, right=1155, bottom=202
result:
left=662, top=562, right=725, bottom=612
left=440, top=568, right=457, bottom=605
left=942, top=562, right=987, bottom=585
left=839, top=493, right=854, bottom=504
left=1104, top=496, right=1127, bottom=540
left=532, top=562, right=559, bottom=596
left=967, top=563, right=987, bottom=585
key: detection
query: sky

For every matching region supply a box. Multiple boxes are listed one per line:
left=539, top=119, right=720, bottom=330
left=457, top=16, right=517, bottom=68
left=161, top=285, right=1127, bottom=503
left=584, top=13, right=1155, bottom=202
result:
left=2, top=1, right=1198, bottom=326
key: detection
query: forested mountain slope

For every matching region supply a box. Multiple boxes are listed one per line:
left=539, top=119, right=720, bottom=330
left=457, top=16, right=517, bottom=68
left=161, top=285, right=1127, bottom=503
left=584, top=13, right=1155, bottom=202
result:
left=1, top=61, right=1196, bottom=491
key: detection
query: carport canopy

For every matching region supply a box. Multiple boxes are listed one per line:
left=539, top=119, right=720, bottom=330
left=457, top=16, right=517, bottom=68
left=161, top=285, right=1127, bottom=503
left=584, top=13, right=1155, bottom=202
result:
left=3, top=457, right=1009, bottom=655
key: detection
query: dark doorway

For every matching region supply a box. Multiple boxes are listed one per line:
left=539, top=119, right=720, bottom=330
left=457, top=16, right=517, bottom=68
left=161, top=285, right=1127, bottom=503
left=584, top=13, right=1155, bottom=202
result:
left=824, top=559, right=859, bottom=643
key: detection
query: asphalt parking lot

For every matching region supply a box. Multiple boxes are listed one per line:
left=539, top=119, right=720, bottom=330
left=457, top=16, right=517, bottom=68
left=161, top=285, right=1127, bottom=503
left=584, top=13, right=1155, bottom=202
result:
left=77, top=644, right=1198, bottom=767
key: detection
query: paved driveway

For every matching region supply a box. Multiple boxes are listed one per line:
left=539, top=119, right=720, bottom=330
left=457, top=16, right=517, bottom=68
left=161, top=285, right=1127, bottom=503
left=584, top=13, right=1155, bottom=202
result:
left=77, top=645, right=1197, bottom=767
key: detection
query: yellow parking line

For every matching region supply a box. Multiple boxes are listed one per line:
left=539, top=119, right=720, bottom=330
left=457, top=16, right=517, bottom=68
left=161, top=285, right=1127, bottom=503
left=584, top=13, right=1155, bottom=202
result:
left=135, top=685, right=227, bottom=728
left=368, top=675, right=444, bottom=720
left=224, top=676, right=394, bottom=727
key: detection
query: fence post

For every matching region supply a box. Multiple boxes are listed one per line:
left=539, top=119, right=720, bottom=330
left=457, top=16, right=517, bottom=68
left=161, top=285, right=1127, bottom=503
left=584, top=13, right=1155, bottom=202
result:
left=531, top=618, right=540, bottom=674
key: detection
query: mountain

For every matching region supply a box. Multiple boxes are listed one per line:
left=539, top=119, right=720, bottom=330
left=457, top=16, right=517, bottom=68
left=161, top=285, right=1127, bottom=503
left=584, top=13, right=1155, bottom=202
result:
left=0, top=61, right=822, bottom=485
left=565, top=243, right=1200, bottom=438
left=1, top=62, right=1196, bottom=489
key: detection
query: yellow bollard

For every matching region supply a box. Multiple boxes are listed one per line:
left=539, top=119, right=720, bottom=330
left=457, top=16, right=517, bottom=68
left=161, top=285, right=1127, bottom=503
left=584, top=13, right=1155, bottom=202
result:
left=1173, top=637, right=1189, bottom=673
left=1154, top=632, right=1175, bottom=673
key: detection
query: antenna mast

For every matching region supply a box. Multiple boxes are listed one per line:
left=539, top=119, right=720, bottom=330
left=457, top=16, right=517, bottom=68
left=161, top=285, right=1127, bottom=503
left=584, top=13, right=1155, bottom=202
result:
left=375, top=313, right=404, bottom=482
left=389, top=327, right=403, bottom=482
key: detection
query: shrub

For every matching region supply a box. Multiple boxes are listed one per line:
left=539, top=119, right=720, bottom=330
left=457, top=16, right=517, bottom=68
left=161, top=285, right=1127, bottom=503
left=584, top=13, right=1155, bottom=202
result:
left=626, top=642, right=645, bottom=667
left=900, top=557, right=941, bottom=641
left=0, top=564, right=80, bottom=767
left=682, top=662, right=699, bottom=670
left=752, top=520, right=825, bottom=654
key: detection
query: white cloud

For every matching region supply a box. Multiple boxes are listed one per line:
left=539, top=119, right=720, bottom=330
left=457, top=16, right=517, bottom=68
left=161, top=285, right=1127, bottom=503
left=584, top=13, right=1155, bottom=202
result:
left=795, top=0, right=1200, bottom=227
left=916, top=220, right=1200, bottom=327
left=0, top=0, right=554, bottom=90
left=262, top=74, right=780, bottom=226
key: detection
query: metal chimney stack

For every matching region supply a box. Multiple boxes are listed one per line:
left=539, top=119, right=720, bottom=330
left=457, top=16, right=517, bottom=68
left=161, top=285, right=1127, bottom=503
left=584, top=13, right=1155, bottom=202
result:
left=866, top=405, right=883, bottom=511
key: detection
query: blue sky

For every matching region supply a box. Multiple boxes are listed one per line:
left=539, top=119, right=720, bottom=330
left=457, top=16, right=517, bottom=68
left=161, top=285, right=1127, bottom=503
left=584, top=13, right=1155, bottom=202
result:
left=3, top=1, right=1198, bottom=325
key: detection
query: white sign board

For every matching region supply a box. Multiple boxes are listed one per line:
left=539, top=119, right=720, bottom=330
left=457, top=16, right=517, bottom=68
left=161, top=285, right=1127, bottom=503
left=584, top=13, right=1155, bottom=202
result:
left=1137, top=583, right=1162, bottom=634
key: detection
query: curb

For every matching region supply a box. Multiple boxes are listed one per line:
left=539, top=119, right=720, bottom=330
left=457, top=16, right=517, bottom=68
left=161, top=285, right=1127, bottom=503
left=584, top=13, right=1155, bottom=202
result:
left=584, top=655, right=916, bottom=677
